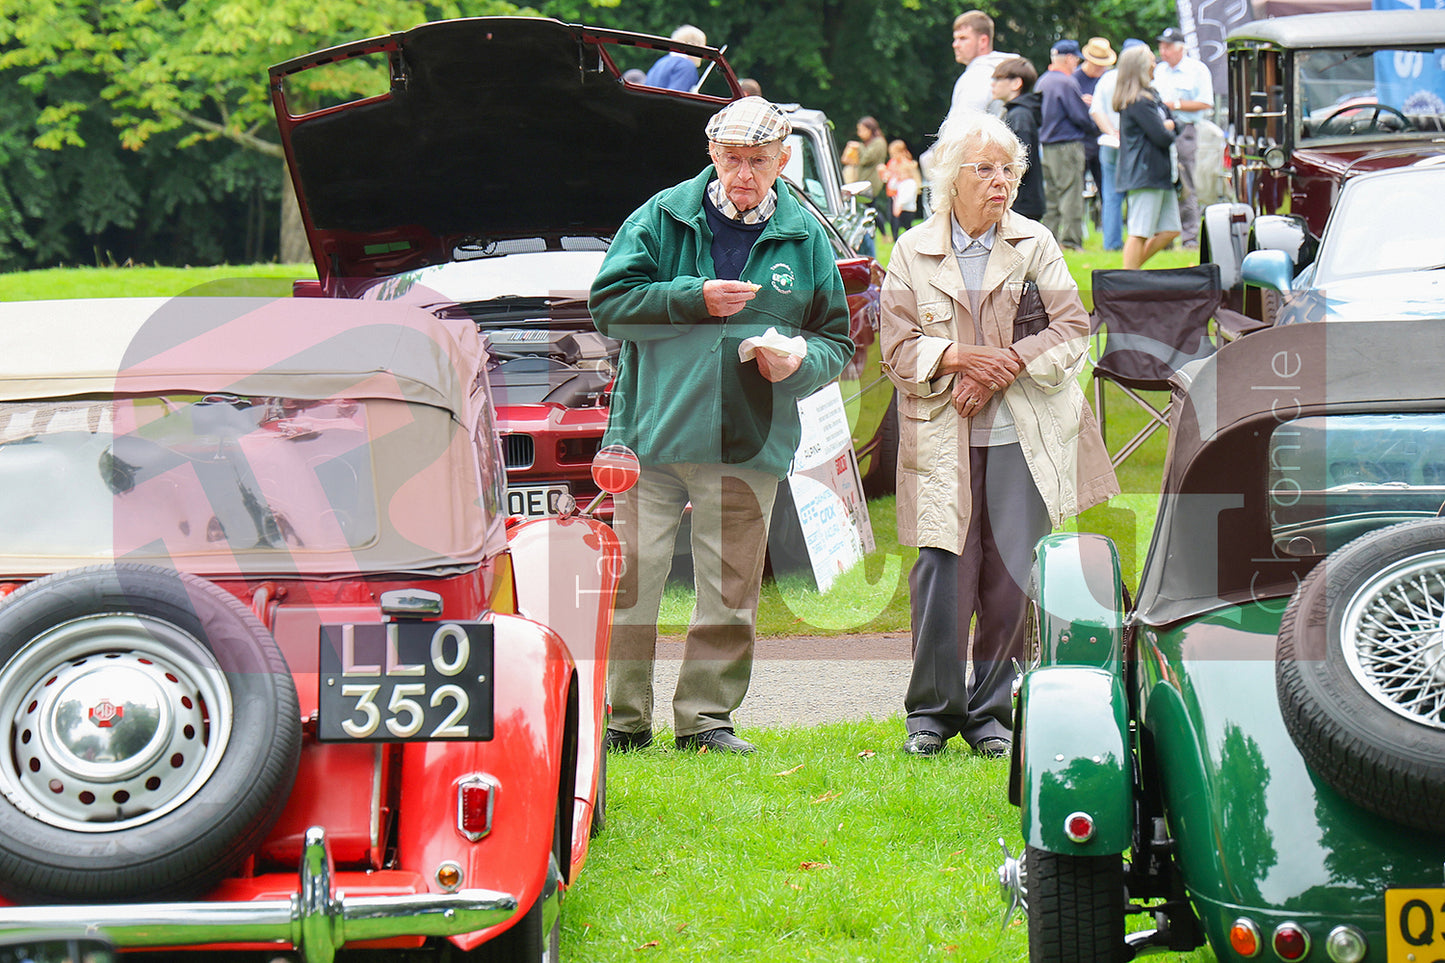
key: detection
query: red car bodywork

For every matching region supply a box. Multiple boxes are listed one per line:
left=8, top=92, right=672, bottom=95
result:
left=271, top=18, right=893, bottom=521
left=0, top=296, right=621, bottom=960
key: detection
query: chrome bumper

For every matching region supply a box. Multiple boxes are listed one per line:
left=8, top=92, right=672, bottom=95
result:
left=0, top=826, right=516, bottom=963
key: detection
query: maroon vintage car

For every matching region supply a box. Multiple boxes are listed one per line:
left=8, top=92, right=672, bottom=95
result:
left=0, top=295, right=631, bottom=961
left=270, top=17, right=894, bottom=522
left=1202, top=8, right=1445, bottom=322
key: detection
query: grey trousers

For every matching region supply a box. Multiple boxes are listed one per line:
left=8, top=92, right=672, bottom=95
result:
left=1175, top=122, right=1200, bottom=245
left=904, top=444, right=1051, bottom=745
left=1041, top=139, right=1086, bottom=249
left=608, top=462, right=778, bottom=737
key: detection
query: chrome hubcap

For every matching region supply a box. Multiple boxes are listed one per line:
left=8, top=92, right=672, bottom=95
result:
left=0, top=614, right=232, bottom=831
left=1344, top=552, right=1445, bottom=728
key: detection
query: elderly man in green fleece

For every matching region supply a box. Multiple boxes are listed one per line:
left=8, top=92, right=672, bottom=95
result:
left=589, top=97, right=855, bottom=754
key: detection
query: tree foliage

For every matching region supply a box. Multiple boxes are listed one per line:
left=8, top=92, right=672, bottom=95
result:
left=549, top=0, right=1180, bottom=153
left=0, top=0, right=532, bottom=156
left=0, top=0, right=1179, bottom=269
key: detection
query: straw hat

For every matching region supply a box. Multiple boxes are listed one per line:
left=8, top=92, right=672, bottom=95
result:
left=1082, top=37, right=1117, bottom=67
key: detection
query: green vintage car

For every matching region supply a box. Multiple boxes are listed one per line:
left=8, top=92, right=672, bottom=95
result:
left=1003, top=320, right=1445, bottom=962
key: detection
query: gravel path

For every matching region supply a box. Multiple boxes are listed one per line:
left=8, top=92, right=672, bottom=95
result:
left=649, top=632, right=913, bottom=729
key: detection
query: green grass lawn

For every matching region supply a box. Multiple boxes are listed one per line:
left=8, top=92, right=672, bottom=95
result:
left=572, top=719, right=1215, bottom=962
left=0, top=262, right=315, bottom=301
left=1, top=243, right=1216, bottom=961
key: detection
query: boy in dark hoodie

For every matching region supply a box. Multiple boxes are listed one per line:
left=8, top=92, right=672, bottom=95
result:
left=990, top=57, right=1046, bottom=221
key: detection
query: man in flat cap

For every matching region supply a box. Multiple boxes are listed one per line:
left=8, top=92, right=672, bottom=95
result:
left=589, top=96, right=854, bottom=754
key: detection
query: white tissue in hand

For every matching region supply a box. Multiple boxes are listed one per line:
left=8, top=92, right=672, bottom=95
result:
left=738, top=326, right=807, bottom=362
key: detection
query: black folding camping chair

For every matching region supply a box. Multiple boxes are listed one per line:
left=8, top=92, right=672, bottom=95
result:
left=1089, top=265, right=1223, bottom=469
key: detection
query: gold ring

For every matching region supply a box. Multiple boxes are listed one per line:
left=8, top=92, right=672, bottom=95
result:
left=987, top=381, right=996, bottom=389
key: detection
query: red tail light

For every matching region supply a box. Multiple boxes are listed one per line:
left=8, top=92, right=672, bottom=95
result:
left=1273, top=922, right=1311, bottom=961
left=1063, top=811, right=1095, bottom=843
left=457, top=775, right=498, bottom=841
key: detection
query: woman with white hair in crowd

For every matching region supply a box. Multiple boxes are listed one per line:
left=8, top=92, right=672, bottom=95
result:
left=881, top=110, right=1117, bottom=759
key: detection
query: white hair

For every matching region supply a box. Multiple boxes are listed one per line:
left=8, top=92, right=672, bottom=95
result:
left=672, top=24, right=706, bottom=46
left=926, top=110, right=1029, bottom=210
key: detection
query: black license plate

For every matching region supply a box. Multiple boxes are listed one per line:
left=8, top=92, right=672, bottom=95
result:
left=318, top=622, right=494, bottom=742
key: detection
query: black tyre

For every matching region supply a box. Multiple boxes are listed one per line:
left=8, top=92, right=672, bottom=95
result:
left=1278, top=519, right=1445, bottom=832
left=466, top=803, right=563, bottom=963
left=0, top=563, right=301, bottom=902
left=862, top=393, right=899, bottom=498
left=471, top=891, right=560, bottom=963
left=590, top=747, right=607, bottom=837
left=1025, top=846, right=1127, bottom=963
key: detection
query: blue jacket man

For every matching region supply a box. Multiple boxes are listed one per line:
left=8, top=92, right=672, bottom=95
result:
left=642, top=24, right=708, bottom=91
left=1036, top=40, right=1099, bottom=249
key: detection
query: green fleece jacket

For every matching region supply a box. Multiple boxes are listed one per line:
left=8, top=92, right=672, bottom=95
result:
left=589, top=167, right=854, bottom=478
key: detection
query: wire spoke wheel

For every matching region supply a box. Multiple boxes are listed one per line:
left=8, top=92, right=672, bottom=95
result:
left=1278, top=521, right=1445, bottom=832
left=1344, top=554, right=1445, bottom=727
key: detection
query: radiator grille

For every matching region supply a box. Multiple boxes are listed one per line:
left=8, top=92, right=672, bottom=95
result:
left=502, top=434, right=534, bottom=470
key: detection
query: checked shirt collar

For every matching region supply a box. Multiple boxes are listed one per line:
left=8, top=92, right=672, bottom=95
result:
left=707, top=179, right=777, bottom=225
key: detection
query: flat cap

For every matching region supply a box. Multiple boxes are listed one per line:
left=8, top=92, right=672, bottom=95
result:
left=705, top=96, right=791, bottom=146
left=1050, top=39, right=1081, bottom=57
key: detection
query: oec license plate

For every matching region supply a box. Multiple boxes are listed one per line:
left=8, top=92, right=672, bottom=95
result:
left=1386, top=888, right=1445, bottom=961
left=318, top=622, right=494, bottom=742
left=507, top=483, right=570, bottom=518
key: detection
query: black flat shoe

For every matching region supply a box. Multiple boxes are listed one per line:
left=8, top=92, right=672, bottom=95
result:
left=675, top=728, right=756, bottom=754
left=902, top=731, right=944, bottom=756
left=973, top=736, right=1012, bottom=759
left=605, top=728, right=653, bottom=752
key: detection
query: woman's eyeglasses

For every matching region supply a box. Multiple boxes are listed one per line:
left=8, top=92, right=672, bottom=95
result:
left=960, top=162, right=1023, bottom=182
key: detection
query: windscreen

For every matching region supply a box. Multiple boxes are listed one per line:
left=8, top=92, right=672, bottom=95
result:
left=0, top=395, right=378, bottom=560
left=1269, top=413, right=1445, bottom=556
left=1298, top=45, right=1445, bottom=140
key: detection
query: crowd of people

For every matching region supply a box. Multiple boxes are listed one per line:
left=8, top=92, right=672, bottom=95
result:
left=937, top=11, right=1213, bottom=265
left=598, top=13, right=1206, bottom=758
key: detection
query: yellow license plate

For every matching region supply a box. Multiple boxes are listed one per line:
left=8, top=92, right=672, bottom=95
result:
left=1386, top=889, right=1445, bottom=961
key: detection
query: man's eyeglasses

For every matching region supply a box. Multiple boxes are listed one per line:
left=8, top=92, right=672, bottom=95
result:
left=960, top=162, right=1023, bottom=182
left=712, top=150, right=783, bottom=173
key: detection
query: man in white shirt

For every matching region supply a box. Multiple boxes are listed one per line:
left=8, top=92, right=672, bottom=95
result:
left=1153, top=26, right=1214, bottom=249
left=948, top=10, right=1015, bottom=117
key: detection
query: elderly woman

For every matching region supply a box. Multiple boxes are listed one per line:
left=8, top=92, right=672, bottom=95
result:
left=881, top=111, right=1118, bottom=758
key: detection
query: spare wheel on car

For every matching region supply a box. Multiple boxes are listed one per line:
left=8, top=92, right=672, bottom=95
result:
left=0, top=563, right=301, bottom=902
left=1278, top=519, right=1445, bottom=832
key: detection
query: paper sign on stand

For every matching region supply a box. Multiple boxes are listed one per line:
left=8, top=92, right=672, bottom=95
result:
left=780, top=383, right=875, bottom=593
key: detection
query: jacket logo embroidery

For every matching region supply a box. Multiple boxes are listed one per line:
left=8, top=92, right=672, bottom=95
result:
left=770, top=262, right=795, bottom=294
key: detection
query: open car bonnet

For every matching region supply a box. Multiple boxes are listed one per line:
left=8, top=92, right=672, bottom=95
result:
left=270, top=17, right=738, bottom=287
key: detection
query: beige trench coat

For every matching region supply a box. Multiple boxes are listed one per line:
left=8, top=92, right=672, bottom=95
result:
left=881, top=209, right=1119, bottom=555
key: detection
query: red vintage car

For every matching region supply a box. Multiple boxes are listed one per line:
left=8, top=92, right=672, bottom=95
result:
left=0, top=295, right=629, bottom=960
left=269, top=17, right=894, bottom=521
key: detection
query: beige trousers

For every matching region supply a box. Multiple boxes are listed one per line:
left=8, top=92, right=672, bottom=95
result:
left=608, top=462, right=778, bottom=737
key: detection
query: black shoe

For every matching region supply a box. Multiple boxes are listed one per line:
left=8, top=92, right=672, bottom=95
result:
left=675, top=728, right=756, bottom=754
left=974, top=736, right=1012, bottom=759
left=605, top=728, right=652, bottom=752
left=902, top=731, right=945, bottom=756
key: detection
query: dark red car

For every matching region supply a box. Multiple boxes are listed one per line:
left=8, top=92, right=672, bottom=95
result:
left=270, top=17, right=894, bottom=522
left=1202, top=8, right=1445, bottom=323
